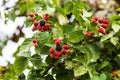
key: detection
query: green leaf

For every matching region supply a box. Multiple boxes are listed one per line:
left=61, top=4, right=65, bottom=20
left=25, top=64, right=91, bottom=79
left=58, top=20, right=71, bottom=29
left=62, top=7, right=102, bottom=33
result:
left=30, top=54, right=43, bottom=69
left=110, top=37, right=119, bottom=46
left=52, top=27, right=63, bottom=38
left=74, top=66, right=87, bottom=77
left=91, top=75, right=100, bottom=80
left=83, top=43, right=100, bottom=62
left=14, top=57, right=28, bottom=75
left=80, top=15, right=90, bottom=23
left=100, top=31, right=115, bottom=42
left=52, top=0, right=60, bottom=6
left=83, top=9, right=92, bottom=17
left=56, top=70, right=74, bottom=80
left=77, top=43, right=100, bottom=65
left=69, top=30, right=84, bottom=43
left=64, top=2, right=73, bottom=14
left=55, top=7, right=66, bottom=16
left=100, top=72, right=107, bottom=80
left=14, top=38, right=32, bottom=56
left=110, top=15, right=120, bottom=21
left=20, top=51, right=31, bottom=58
left=34, top=32, right=50, bottom=44
left=112, top=23, right=120, bottom=33
left=96, top=61, right=109, bottom=71
left=65, top=60, right=73, bottom=69
left=62, top=24, right=74, bottom=36
left=40, top=46, right=50, bottom=54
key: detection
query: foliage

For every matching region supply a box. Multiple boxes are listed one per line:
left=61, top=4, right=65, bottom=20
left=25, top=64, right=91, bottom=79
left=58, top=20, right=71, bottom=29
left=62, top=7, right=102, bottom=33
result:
left=1, top=0, right=120, bottom=80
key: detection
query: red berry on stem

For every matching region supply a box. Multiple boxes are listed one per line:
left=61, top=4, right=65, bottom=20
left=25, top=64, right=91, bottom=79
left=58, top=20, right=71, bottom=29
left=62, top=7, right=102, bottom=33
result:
left=49, top=48, right=54, bottom=53
left=45, top=13, right=49, bottom=16
left=84, top=32, right=91, bottom=38
left=32, top=39, right=38, bottom=43
left=29, top=13, right=34, bottom=17
left=38, top=26, right=42, bottom=31
left=98, top=19, right=104, bottom=23
left=34, top=21, right=38, bottom=26
left=44, top=15, right=49, bottom=21
left=92, top=19, right=96, bottom=23
left=63, top=45, right=70, bottom=49
left=93, top=16, right=98, bottom=21
left=55, top=40, right=61, bottom=45
left=103, top=19, right=109, bottom=24
left=50, top=53, right=55, bottom=59
left=32, top=26, right=37, bottom=31
left=53, top=38, right=59, bottom=42
left=43, top=24, right=50, bottom=31
left=98, top=27, right=106, bottom=35
left=34, top=43, right=38, bottom=47
left=45, top=24, right=50, bottom=30
left=55, top=51, right=62, bottom=57
left=62, top=49, right=68, bottom=54
left=101, top=24, right=108, bottom=28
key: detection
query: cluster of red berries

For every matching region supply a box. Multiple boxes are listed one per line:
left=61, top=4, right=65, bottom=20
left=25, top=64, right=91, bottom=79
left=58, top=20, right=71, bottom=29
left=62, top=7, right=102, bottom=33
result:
left=28, top=13, right=50, bottom=31
left=92, top=16, right=109, bottom=35
left=49, top=38, right=71, bottom=59
left=84, top=16, right=109, bottom=38
left=32, top=38, right=38, bottom=47
left=28, top=13, right=38, bottom=21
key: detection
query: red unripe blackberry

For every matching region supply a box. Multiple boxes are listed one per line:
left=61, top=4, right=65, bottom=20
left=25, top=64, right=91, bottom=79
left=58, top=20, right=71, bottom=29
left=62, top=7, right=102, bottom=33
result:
left=45, top=13, right=49, bottom=16
left=103, top=19, right=109, bottom=24
left=37, top=26, right=42, bottom=31
left=63, top=45, right=70, bottom=49
left=101, top=24, right=108, bottom=28
left=98, top=27, right=106, bottom=35
left=34, top=21, right=38, bottom=26
left=43, top=24, right=50, bottom=31
left=44, top=15, right=49, bottom=21
left=98, top=19, right=104, bottom=23
left=50, top=53, right=55, bottom=59
left=32, top=26, right=37, bottom=31
left=93, top=16, right=98, bottom=21
left=53, top=38, right=59, bottom=42
left=84, top=32, right=91, bottom=38
left=32, top=39, right=38, bottom=43
left=55, top=40, right=61, bottom=45
left=62, top=49, right=68, bottom=54
left=29, top=13, right=34, bottom=17
left=49, top=48, right=54, bottom=53
left=34, top=43, right=38, bottom=47
left=92, top=19, right=96, bottom=23
left=55, top=51, right=62, bottom=57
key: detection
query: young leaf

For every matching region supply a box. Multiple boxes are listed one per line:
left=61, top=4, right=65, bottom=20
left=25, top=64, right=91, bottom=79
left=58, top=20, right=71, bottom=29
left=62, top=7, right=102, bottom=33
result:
left=30, top=54, right=43, bottom=69
left=69, top=30, right=84, bottom=43
left=112, top=23, right=120, bottom=33
left=64, top=2, right=73, bottom=14
left=110, top=37, right=119, bottom=46
left=14, top=57, right=28, bottom=75
left=74, top=66, right=87, bottom=77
